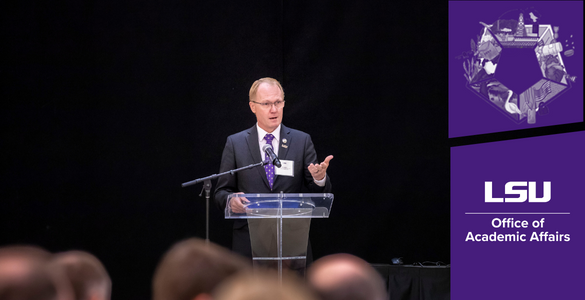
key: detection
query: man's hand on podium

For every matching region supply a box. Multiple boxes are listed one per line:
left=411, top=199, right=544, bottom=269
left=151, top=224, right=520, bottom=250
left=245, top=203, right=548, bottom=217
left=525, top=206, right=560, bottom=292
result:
left=230, top=192, right=249, bottom=214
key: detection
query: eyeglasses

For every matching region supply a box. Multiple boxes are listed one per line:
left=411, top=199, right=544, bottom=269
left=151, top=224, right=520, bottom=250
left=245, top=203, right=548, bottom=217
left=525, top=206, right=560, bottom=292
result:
left=251, top=100, right=285, bottom=109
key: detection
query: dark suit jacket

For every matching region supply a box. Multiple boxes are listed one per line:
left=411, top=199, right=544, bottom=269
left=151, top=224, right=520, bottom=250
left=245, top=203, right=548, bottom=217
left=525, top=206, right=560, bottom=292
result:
left=214, top=124, right=332, bottom=257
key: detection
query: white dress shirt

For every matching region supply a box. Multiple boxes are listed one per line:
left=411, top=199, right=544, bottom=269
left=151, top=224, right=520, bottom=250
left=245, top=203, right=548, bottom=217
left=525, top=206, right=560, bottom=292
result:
left=256, top=124, right=281, bottom=159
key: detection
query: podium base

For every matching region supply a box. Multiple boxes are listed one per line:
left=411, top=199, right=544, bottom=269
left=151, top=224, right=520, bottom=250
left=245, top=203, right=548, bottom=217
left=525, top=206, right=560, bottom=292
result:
left=248, top=217, right=311, bottom=277
left=253, top=257, right=307, bottom=277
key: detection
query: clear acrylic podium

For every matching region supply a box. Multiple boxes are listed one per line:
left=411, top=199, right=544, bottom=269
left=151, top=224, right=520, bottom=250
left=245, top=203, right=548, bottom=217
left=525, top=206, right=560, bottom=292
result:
left=226, top=193, right=334, bottom=277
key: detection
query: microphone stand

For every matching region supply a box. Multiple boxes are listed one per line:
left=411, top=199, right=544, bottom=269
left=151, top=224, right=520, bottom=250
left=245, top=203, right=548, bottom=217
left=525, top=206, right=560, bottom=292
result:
left=181, top=160, right=269, bottom=242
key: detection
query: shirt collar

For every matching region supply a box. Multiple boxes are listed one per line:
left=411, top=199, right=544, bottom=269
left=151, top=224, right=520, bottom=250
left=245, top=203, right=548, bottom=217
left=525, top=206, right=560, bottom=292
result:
left=256, top=123, right=281, bottom=143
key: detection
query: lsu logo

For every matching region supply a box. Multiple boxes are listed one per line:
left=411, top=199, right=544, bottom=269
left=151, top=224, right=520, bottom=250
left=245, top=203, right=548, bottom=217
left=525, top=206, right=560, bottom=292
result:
left=485, top=181, right=551, bottom=203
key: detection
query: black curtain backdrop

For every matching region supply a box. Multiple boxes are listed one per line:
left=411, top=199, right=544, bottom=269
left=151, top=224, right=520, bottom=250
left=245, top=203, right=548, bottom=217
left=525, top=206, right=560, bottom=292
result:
left=2, top=1, right=449, bottom=299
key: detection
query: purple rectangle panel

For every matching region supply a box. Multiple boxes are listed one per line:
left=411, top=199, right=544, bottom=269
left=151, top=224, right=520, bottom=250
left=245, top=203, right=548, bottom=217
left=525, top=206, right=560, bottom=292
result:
left=449, top=1, right=583, bottom=137
left=451, top=131, right=585, bottom=299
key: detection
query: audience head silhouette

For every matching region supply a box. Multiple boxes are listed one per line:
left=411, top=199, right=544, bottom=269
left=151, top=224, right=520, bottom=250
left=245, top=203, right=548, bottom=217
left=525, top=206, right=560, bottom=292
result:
left=152, top=238, right=250, bottom=300
left=213, top=269, right=318, bottom=300
left=49, top=250, right=111, bottom=300
left=0, top=245, right=58, bottom=300
left=307, top=253, right=387, bottom=300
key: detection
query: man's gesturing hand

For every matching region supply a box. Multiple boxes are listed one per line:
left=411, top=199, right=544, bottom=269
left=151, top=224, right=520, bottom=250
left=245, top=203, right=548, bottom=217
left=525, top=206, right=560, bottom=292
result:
left=308, top=155, right=334, bottom=181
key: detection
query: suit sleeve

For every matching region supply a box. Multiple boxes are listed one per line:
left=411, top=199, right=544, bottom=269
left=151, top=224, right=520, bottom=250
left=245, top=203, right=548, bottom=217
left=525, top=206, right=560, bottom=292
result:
left=214, top=136, right=238, bottom=211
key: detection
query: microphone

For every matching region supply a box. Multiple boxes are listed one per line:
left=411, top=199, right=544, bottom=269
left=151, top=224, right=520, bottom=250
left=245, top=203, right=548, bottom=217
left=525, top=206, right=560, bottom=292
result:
left=262, top=144, right=281, bottom=168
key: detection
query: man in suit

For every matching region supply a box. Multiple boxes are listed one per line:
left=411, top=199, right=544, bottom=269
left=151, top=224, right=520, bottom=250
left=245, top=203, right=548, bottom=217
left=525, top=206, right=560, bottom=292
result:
left=214, top=77, right=333, bottom=260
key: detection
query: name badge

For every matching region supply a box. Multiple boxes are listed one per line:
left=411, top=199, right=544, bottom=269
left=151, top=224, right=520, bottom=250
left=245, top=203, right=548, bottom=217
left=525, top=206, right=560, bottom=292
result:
left=275, top=160, right=294, bottom=177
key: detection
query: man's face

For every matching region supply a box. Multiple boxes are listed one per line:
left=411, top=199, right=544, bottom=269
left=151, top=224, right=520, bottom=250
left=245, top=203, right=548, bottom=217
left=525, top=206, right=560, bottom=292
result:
left=249, top=83, right=284, bottom=133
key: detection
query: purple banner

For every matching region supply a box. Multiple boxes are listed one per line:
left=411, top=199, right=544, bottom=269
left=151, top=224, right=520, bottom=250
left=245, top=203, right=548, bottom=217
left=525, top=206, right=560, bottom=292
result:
left=451, top=131, right=585, bottom=299
left=449, top=1, right=583, bottom=137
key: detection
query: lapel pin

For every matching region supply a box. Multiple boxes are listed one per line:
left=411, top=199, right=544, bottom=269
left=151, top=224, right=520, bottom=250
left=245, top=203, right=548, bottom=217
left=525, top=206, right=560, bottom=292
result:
left=282, top=139, right=287, bottom=143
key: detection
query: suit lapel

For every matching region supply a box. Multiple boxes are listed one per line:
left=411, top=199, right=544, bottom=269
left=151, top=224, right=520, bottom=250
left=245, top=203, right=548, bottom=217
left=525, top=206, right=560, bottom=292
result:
left=278, top=125, right=291, bottom=160
left=246, top=125, right=270, bottom=189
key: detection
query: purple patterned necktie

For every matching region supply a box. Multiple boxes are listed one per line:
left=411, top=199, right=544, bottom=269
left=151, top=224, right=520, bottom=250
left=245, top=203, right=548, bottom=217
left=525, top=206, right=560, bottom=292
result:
left=264, top=134, right=275, bottom=189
